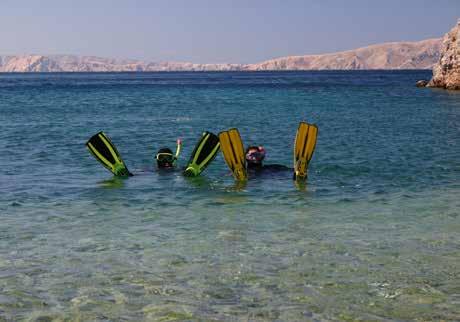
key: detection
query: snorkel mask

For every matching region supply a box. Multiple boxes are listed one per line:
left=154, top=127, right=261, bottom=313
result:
left=156, top=148, right=175, bottom=168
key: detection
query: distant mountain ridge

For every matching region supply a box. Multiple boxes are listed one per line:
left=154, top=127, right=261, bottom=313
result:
left=0, top=38, right=441, bottom=72
left=248, top=38, right=441, bottom=70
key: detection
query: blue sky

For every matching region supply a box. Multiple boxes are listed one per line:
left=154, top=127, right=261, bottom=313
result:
left=1, top=0, right=458, bottom=63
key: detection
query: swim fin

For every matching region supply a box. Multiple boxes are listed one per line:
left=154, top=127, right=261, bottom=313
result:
left=293, top=122, right=318, bottom=181
left=219, top=128, right=247, bottom=181
left=184, top=131, right=220, bottom=177
left=86, top=131, right=132, bottom=177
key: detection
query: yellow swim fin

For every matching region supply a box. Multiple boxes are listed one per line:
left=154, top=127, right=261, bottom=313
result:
left=293, top=122, right=318, bottom=181
left=218, top=128, right=247, bottom=181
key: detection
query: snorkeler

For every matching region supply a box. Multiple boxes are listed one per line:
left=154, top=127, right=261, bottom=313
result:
left=86, top=130, right=220, bottom=177
left=219, top=128, right=290, bottom=180
left=219, top=122, right=318, bottom=181
left=155, top=139, right=182, bottom=169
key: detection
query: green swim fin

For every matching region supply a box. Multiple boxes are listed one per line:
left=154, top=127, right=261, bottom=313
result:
left=86, top=131, right=132, bottom=177
left=184, top=131, right=220, bottom=177
left=219, top=128, right=247, bottom=181
left=293, top=122, right=318, bottom=181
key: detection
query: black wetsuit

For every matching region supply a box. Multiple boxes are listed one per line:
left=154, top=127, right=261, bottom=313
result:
left=247, top=163, right=291, bottom=177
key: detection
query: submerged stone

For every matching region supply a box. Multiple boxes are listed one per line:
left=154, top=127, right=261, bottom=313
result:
left=416, top=80, right=428, bottom=87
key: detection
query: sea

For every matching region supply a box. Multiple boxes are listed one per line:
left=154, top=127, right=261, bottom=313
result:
left=0, top=71, right=459, bottom=321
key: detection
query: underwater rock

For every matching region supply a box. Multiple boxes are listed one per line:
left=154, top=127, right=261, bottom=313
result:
left=416, top=80, right=428, bottom=87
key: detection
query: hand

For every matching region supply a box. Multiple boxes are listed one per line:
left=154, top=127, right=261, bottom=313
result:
left=177, top=138, right=182, bottom=145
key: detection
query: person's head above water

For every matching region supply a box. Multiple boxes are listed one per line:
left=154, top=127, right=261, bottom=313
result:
left=156, top=139, right=182, bottom=168
left=156, top=147, right=176, bottom=168
left=245, top=146, right=266, bottom=169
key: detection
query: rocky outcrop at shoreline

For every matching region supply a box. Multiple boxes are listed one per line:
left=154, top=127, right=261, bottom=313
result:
left=427, top=20, right=460, bottom=90
left=0, top=38, right=442, bottom=72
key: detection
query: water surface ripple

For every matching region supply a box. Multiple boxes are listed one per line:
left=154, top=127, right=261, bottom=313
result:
left=0, top=71, right=459, bottom=321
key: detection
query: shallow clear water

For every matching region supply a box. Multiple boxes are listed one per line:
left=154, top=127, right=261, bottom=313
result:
left=0, top=71, right=459, bottom=321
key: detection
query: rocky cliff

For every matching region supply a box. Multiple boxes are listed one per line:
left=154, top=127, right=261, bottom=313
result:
left=428, top=20, right=460, bottom=89
left=0, top=38, right=442, bottom=72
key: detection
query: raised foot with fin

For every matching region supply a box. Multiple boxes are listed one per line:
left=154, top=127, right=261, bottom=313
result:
left=86, top=131, right=132, bottom=177
left=293, top=122, right=318, bottom=181
left=184, top=131, right=220, bottom=177
left=219, top=128, right=247, bottom=181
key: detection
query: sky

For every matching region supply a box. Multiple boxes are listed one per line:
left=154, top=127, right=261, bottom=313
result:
left=0, top=0, right=459, bottom=64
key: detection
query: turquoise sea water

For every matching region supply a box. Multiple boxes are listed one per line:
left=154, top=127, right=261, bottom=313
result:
left=0, top=71, right=459, bottom=321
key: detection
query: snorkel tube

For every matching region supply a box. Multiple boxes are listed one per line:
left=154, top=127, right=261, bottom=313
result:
left=174, top=139, right=182, bottom=164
